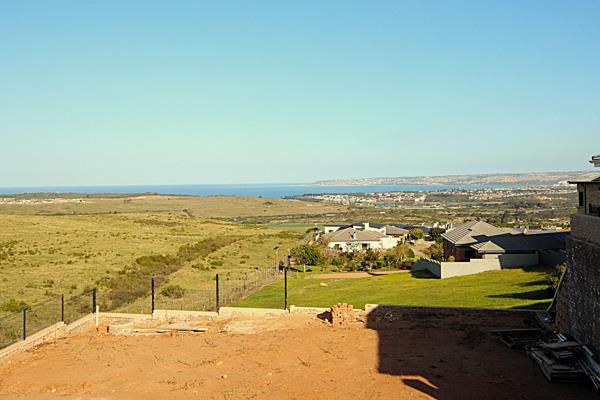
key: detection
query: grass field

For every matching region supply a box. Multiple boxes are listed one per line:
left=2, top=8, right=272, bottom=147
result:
left=0, top=196, right=333, bottom=314
left=234, top=267, right=554, bottom=310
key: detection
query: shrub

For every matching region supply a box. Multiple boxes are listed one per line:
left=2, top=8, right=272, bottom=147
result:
left=1, top=299, right=31, bottom=313
left=408, top=228, right=424, bottom=240
left=160, top=284, right=185, bottom=299
left=429, top=227, right=446, bottom=242
left=425, top=242, right=443, bottom=261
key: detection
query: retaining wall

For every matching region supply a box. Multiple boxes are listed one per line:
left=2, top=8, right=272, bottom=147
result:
left=0, top=314, right=96, bottom=361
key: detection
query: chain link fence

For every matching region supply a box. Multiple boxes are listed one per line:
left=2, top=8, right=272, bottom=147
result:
left=1, top=266, right=283, bottom=350
left=0, top=290, right=95, bottom=350
left=154, top=267, right=281, bottom=311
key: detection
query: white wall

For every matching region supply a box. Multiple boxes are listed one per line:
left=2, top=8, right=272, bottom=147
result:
left=328, top=241, right=382, bottom=252
left=413, top=253, right=539, bottom=279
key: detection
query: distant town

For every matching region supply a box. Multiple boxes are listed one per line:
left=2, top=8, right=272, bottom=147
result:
left=311, top=170, right=594, bottom=187
left=289, top=185, right=577, bottom=208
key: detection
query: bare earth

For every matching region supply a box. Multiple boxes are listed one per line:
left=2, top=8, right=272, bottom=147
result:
left=0, top=312, right=595, bottom=400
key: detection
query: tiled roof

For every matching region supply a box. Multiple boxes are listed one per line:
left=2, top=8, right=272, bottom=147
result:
left=384, top=225, right=409, bottom=235
left=469, top=232, right=567, bottom=254
left=322, top=227, right=385, bottom=242
left=441, top=221, right=508, bottom=245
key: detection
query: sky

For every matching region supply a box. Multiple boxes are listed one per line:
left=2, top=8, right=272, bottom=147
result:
left=1, top=1, right=599, bottom=186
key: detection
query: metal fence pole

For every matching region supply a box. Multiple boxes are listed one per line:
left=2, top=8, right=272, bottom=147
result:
left=151, top=278, right=155, bottom=314
left=22, top=309, right=27, bottom=340
left=215, top=274, right=220, bottom=313
left=284, top=266, right=288, bottom=310
left=92, top=288, right=97, bottom=312
left=61, top=294, right=65, bottom=322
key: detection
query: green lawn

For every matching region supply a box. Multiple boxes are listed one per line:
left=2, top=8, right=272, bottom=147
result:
left=234, top=267, right=553, bottom=310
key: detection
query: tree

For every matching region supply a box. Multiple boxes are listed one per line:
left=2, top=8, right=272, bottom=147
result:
left=290, top=244, right=325, bottom=266
left=408, top=228, right=424, bottom=240
left=429, top=227, right=446, bottom=242
left=383, top=244, right=414, bottom=269
left=362, top=248, right=380, bottom=271
left=425, top=242, right=443, bottom=261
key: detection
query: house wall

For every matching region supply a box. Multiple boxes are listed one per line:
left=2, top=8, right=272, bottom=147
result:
left=556, top=213, right=600, bottom=352
left=442, top=240, right=472, bottom=262
left=379, top=237, right=400, bottom=249
left=481, top=253, right=539, bottom=268
left=539, top=250, right=566, bottom=268
left=328, top=241, right=381, bottom=252
left=324, top=226, right=342, bottom=234
left=577, top=182, right=600, bottom=216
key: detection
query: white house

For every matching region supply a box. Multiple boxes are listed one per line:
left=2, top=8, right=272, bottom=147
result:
left=321, top=227, right=400, bottom=252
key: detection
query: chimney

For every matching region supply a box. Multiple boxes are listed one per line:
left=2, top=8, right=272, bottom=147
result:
left=591, top=154, right=600, bottom=168
left=364, top=222, right=370, bottom=230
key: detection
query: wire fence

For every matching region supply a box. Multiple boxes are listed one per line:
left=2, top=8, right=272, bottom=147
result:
left=154, top=267, right=281, bottom=311
left=0, top=290, right=95, bottom=349
left=0, top=266, right=283, bottom=350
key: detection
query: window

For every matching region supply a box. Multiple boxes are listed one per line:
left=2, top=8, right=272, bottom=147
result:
left=579, top=191, right=584, bottom=207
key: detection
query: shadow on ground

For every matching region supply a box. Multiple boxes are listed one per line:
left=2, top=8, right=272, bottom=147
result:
left=365, top=305, right=595, bottom=399
left=487, top=288, right=552, bottom=300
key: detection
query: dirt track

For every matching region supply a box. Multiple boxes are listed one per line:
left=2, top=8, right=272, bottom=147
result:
left=0, top=312, right=595, bottom=399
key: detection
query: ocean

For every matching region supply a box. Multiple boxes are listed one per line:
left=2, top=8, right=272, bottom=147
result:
left=0, top=183, right=507, bottom=199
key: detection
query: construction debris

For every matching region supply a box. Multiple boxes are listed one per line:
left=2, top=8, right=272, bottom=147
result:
left=528, top=347, right=584, bottom=383
left=494, top=328, right=600, bottom=389
left=491, top=328, right=543, bottom=349
left=108, top=320, right=207, bottom=335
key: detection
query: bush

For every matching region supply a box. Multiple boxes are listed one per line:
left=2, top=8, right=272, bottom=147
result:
left=1, top=299, right=31, bottom=313
left=291, top=245, right=325, bottom=266
left=408, top=228, right=424, bottom=240
left=425, top=242, right=443, bottom=261
left=160, top=284, right=185, bottom=299
left=429, top=227, right=446, bottom=242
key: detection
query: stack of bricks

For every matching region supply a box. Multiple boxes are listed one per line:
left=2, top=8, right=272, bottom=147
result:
left=330, top=303, right=355, bottom=325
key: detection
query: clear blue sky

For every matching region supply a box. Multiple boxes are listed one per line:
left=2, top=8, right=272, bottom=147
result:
left=1, top=1, right=599, bottom=186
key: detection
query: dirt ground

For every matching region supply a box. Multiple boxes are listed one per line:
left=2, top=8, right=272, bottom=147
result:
left=0, top=311, right=596, bottom=400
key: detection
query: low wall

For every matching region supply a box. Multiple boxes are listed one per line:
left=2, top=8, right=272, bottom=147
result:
left=496, top=253, right=539, bottom=268
left=414, top=253, right=539, bottom=279
left=414, top=258, right=501, bottom=279
left=0, top=314, right=96, bottom=361
left=218, top=307, right=288, bottom=317
left=152, top=309, right=217, bottom=321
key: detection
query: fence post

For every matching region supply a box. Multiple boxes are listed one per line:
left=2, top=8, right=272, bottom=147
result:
left=151, top=278, right=155, bottom=314
left=284, top=253, right=291, bottom=310
left=61, top=294, right=65, bottom=322
left=92, top=288, right=97, bottom=313
left=215, top=274, right=220, bottom=313
left=22, top=309, right=27, bottom=340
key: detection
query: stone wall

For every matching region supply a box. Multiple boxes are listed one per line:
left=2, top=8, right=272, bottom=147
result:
left=556, top=214, right=600, bottom=352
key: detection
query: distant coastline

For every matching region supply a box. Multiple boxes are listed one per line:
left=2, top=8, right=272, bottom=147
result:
left=0, top=182, right=567, bottom=199
left=311, top=171, right=591, bottom=187
left=1, top=171, right=593, bottom=199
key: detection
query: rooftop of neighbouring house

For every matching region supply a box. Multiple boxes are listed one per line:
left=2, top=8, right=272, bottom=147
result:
left=441, top=220, right=518, bottom=245
left=322, top=227, right=386, bottom=242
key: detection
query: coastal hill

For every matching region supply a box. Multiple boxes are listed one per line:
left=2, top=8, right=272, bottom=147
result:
left=312, top=171, right=597, bottom=187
